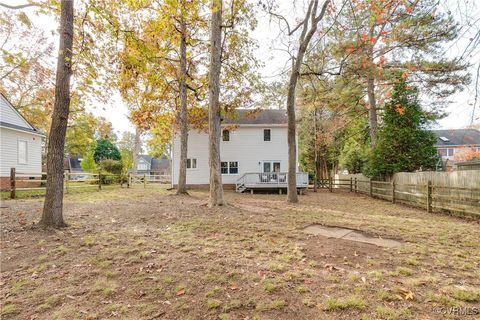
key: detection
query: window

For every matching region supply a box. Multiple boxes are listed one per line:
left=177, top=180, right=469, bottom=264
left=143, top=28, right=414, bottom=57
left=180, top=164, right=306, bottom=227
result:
left=447, top=148, right=454, bottom=157
left=438, top=148, right=447, bottom=157
left=439, top=136, right=449, bottom=142
left=138, top=163, right=148, bottom=171
left=186, top=158, right=197, bottom=169
left=18, top=140, right=27, bottom=164
left=221, top=161, right=238, bottom=174
left=264, top=129, right=271, bottom=141
left=262, top=161, right=281, bottom=172
left=229, top=161, right=238, bottom=174
left=222, top=129, right=230, bottom=141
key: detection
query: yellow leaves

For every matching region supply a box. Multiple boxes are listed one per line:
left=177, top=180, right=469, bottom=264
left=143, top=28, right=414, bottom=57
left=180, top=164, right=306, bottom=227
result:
left=400, top=288, right=414, bottom=300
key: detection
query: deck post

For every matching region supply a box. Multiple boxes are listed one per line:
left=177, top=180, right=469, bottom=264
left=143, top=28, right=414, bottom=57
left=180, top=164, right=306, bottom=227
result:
left=427, top=180, right=432, bottom=213
left=250, top=189, right=253, bottom=194
left=279, top=188, right=282, bottom=195
left=10, top=167, right=16, bottom=199
left=391, top=180, right=395, bottom=204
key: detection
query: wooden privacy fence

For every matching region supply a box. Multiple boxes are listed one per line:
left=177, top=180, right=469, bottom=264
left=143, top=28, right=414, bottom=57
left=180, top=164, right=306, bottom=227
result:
left=318, top=176, right=480, bottom=218
left=7, top=168, right=127, bottom=199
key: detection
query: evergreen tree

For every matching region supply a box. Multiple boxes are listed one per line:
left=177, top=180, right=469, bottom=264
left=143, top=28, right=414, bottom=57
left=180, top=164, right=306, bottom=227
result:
left=93, top=139, right=122, bottom=163
left=339, top=117, right=370, bottom=174
left=363, top=77, right=438, bottom=177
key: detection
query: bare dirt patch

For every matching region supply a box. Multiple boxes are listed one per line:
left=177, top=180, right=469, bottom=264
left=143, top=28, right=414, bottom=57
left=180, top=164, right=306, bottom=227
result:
left=1, top=187, right=479, bottom=319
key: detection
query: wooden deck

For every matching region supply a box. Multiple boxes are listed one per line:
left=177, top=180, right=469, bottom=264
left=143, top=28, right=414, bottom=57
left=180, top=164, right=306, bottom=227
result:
left=235, top=172, right=309, bottom=193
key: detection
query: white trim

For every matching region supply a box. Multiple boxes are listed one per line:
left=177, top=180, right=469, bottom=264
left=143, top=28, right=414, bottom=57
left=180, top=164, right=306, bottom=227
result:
left=0, top=125, right=45, bottom=137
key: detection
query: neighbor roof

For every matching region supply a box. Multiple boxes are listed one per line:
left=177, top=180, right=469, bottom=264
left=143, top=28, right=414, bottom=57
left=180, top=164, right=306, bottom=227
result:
left=432, top=129, right=480, bottom=146
left=222, top=109, right=287, bottom=125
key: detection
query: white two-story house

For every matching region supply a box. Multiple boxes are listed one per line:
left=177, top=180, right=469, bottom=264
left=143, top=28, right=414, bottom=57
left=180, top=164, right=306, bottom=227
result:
left=171, top=109, right=308, bottom=193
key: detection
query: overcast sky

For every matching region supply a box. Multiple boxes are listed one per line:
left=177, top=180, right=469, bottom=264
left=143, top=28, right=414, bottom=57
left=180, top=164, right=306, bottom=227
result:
left=1, top=0, right=479, bottom=135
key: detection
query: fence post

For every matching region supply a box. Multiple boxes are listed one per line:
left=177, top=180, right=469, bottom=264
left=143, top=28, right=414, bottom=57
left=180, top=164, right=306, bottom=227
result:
left=64, top=170, right=69, bottom=194
left=143, top=173, right=147, bottom=188
left=98, top=171, right=102, bottom=190
left=328, top=175, right=332, bottom=192
left=127, top=173, right=130, bottom=188
left=10, top=167, right=16, bottom=199
left=369, top=178, right=373, bottom=198
left=391, top=180, right=395, bottom=204
left=354, top=178, right=357, bottom=193
left=349, top=177, right=353, bottom=192
left=427, top=180, right=432, bottom=213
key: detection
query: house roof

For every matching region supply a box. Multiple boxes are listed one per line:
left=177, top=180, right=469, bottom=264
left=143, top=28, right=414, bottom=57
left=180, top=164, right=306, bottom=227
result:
left=432, top=129, right=480, bottom=147
left=222, top=109, right=288, bottom=125
left=138, top=154, right=153, bottom=163
left=0, top=93, right=44, bottom=136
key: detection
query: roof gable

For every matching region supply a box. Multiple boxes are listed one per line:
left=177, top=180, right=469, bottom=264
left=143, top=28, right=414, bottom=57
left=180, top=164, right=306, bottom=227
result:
left=0, top=93, right=35, bottom=130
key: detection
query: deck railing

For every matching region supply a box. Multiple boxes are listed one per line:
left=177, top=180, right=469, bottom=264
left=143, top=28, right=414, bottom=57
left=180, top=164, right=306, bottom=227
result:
left=236, top=172, right=308, bottom=192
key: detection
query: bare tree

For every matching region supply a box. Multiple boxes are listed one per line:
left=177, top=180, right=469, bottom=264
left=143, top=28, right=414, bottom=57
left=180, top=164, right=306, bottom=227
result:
left=270, top=0, right=331, bottom=202
left=39, top=0, right=74, bottom=228
left=208, top=0, right=225, bottom=206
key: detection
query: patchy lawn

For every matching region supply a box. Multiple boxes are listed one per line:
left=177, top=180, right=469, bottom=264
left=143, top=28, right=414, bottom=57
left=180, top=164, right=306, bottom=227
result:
left=1, top=186, right=479, bottom=319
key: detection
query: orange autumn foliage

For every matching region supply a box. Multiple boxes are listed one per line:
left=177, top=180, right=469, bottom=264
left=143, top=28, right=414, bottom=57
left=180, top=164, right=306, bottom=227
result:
left=452, top=148, right=480, bottom=161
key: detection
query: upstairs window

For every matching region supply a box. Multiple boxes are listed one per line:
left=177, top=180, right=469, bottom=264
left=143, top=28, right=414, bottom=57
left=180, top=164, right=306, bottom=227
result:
left=222, top=129, right=230, bottom=141
left=18, top=140, right=27, bottom=164
left=186, top=158, right=197, bottom=169
left=264, top=129, right=271, bottom=141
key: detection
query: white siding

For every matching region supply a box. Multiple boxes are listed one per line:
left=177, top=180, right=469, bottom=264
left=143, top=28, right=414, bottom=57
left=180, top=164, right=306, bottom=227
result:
left=172, top=126, right=297, bottom=185
left=0, top=127, right=43, bottom=177
left=0, top=95, right=33, bottom=129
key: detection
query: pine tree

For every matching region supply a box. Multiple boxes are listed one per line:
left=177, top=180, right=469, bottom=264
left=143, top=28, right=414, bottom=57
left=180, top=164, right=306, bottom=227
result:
left=363, top=77, right=439, bottom=177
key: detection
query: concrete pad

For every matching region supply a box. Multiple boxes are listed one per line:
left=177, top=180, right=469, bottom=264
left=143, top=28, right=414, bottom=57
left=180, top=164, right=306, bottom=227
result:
left=342, top=231, right=402, bottom=248
left=302, top=224, right=402, bottom=248
left=303, top=225, right=354, bottom=238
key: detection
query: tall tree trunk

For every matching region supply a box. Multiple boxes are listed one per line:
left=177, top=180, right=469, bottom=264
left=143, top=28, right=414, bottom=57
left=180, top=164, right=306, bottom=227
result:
left=132, top=126, right=142, bottom=174
left=39, top=0, right=74, bottom=228
left=177, top=15, right=188, bottom=194
left=286, top=57, right=301, bottom=203
left=313, top=107, right=318, bottom=192
left=367, top=75, right=377, bottom=146
left=208, top=0, right=225, bottom=207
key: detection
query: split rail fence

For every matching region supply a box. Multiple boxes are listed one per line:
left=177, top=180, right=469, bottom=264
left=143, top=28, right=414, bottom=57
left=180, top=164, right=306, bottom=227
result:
left=318, top=175, right=479, bottom=218
left=6, top=168, right=171, bottom=199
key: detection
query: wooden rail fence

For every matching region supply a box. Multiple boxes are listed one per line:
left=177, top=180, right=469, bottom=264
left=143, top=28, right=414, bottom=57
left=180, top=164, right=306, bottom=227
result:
left=6, top=168, right=172, bottom=199
left=318, top=177, right=480, bottom=218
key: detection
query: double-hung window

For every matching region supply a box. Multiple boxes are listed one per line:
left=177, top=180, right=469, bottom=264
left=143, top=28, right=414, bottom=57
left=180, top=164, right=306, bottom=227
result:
left=187, top=158, right=197, bottom=169
left=221, top=161, right=238, bottom=174
left=264, top=129, right=271, bottom=141
left=222, top=129, right=230, bottom=141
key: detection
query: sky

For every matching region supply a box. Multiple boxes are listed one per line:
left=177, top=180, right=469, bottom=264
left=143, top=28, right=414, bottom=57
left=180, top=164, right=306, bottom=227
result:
left=1, top=0, right=479, bottom=135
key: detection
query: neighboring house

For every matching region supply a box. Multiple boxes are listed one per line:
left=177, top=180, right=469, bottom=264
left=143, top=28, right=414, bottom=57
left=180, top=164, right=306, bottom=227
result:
left=171, top=109, right=308, bottom=192
left=433, top=129, right=480, bottom=159
left=0, top=93, right=44, bottom=190
left=432, top=129, right=480, bottom=171
left=65, top=155, right=83, bottom=172
left=134, top=154, right=171, bottom=175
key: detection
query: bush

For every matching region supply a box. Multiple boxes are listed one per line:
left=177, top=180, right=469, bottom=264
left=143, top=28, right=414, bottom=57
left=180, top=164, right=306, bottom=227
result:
left=99, top=159, right=123, bottom=175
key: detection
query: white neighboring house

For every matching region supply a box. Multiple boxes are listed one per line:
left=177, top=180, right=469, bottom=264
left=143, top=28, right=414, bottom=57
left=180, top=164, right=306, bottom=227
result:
left=0, top=94, right=44, bottom=190
left=171, top=109, right=308, bottom=193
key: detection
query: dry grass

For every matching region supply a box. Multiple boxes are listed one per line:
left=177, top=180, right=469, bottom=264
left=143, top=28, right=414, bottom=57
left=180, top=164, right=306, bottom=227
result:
left=1, top=186, right=479, bottom=319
